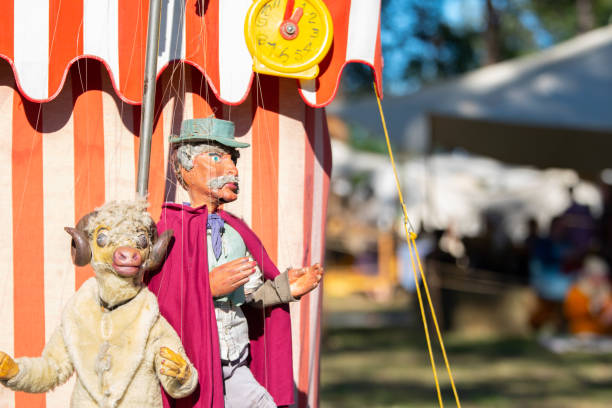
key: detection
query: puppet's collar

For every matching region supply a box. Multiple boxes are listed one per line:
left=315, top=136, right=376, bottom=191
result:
left=162, top=202, right=233, bottom=217
left=99, top=295, right=136, bottom=311
left=162, top=202, right=208, bottom=214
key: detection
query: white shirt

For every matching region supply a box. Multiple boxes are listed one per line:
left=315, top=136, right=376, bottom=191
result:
left=207, top=223, right=263, bottom=362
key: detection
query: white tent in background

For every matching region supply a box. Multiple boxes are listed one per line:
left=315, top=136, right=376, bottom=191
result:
left=331, top=137, right=602, bottom=239
left=330, top=25, right=612, bottom=180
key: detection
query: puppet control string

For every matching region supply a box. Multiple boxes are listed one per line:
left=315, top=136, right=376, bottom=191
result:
left=373, top=82, right=462, bottom=408
left=108, top=3, right=456, bottom=401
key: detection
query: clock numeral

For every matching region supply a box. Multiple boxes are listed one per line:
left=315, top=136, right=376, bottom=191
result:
left=271, top=0, right=280, bottom=7
left=303, top=42, right=312, bottom=53
left=267, top=41, right=277, bottom=50
left=308, top=12, right=318, bottom=23
left=261, top=4, right=272, bottom=16
left=257, top=35, right=267, bottom=46
left=301, top=2, right=307, bottom=7
left=294, top=49, right=303, bottom=61
left=256, top=17, right=268, bottom=27
left=311, top=28, right=319, bottom=38
left=278, top=47, right=290, bottom=63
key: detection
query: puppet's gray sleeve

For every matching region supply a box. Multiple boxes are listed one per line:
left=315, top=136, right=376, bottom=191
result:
left=248, top=271, right=296, bottom=307
left=2, top=327, right=74, bottom=393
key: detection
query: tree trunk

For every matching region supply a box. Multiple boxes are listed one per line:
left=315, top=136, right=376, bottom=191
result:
left=576, top=0, right=595, bottom=33
left=485, top=0, right=501, bottom=65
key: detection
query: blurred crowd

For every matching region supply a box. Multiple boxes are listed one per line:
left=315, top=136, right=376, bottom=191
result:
left=528, top=185, right=612, bottom=337
left=421, top=184, right=612, bottom=337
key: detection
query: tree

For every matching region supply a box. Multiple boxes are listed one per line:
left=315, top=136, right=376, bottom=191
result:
left=341, top=0, right=480, bottom=95
left=340, top=0, right=612, bottom=97
left=485, top=0, right=501, bottom=64
left=577, top=0, right=596, bottom=32
left=527, top=0, right=612, bottom=40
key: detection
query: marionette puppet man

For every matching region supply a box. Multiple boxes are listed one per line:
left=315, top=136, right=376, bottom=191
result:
left=146, top=117, right=323, bottom=408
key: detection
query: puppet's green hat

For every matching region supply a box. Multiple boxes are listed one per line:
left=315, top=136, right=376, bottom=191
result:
left=169, top=117, right=250, bottom=148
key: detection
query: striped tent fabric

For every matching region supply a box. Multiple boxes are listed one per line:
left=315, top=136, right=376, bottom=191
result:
left=0, top=1, right=381, bottom=407
left=0, top=59, right=331, bottom=408
left=0, top=0, right=382, bottom=107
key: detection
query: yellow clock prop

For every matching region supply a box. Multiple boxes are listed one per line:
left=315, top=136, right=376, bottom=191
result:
left=245, top=0, right=334, bottom=80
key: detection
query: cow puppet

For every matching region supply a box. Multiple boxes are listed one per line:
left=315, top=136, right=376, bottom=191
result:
left=0, top=200, right=198, bottom=408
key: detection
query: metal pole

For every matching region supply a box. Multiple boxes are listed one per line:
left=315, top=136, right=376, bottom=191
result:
left=136, top=0, right=163, bottom=196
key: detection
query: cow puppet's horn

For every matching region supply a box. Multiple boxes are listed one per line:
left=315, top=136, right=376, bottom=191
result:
left=144, top=229, right=173, bottom=272
left=64, top=227, right=91, bottom=266
left=64, top=211, right=96, bottom=267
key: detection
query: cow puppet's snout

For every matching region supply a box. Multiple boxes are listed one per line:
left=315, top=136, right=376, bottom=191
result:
left=112, top=246, right=144, bottom=277
left=113, top=246, right=143, bottom=266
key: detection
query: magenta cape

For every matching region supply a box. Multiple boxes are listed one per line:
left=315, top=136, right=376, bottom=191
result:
left=146, top=203, right=294, bottom=407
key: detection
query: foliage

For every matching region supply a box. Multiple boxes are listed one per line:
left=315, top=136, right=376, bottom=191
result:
left=341, top=0, right=612, bottom=97
left=347, top=123, right=390, bottom=154
left=528, top=0, right=612, bottom=40
left=342, top=0, right=480, bottom=95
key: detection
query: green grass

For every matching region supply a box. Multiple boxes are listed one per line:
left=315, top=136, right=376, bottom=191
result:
left=320, top=327, right=612, bottom=408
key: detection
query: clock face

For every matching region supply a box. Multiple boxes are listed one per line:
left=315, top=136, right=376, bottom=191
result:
left=245, top=0, right=334, bottom=75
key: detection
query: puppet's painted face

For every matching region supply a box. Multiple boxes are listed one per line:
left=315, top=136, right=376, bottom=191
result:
left=181, top=150, right=239, bottom=204
left=91, top=224, right=152, bottom=278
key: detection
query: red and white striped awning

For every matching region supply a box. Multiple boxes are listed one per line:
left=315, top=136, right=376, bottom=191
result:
left=0, top=60, right=330, bottom=408
left=0, top=2, right=383, bottom=407
left=0, top=0, right=382, bottom=107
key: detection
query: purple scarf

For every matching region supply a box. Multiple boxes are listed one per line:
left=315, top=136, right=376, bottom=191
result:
left=206, top=213, right=224, bottom=261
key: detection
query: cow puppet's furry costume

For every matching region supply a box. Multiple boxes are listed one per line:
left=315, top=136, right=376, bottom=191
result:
left=0, top=200, right=198, bottom=408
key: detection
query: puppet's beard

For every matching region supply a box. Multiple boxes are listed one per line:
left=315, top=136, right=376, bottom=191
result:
left=207, top=175, right=239, bottom=193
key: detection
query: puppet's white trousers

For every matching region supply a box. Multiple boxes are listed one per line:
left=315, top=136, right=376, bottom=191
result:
left=222, top=360, right=276, bottom=408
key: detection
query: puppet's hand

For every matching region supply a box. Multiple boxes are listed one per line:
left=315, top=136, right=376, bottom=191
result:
left=288, top=263, right=323, bottom=298
left=0, top=351, right=18, bottom=380
left=158, top=347, right=191, bottom=383
left=209, top=257, right=257, bottom=297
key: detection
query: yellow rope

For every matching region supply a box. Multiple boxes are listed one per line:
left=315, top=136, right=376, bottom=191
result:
left=406, top=231, right=445, bottom=408
left=373, top=82, right=461, bottom=407
left=410, top=236, right=462, bottom=407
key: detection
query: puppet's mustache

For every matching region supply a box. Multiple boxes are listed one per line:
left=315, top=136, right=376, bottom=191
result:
left=207, top=175, right=239, bottom=191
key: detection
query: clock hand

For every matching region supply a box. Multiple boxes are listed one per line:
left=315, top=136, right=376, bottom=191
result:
left=283, top=0, right=295, bottom=22
left=289, top=7, right=303, bottom=24
left=280, top=0, right=302, bottom=40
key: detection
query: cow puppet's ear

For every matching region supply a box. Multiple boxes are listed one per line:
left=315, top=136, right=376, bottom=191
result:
left=64, top=227, right=92, bottom=266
